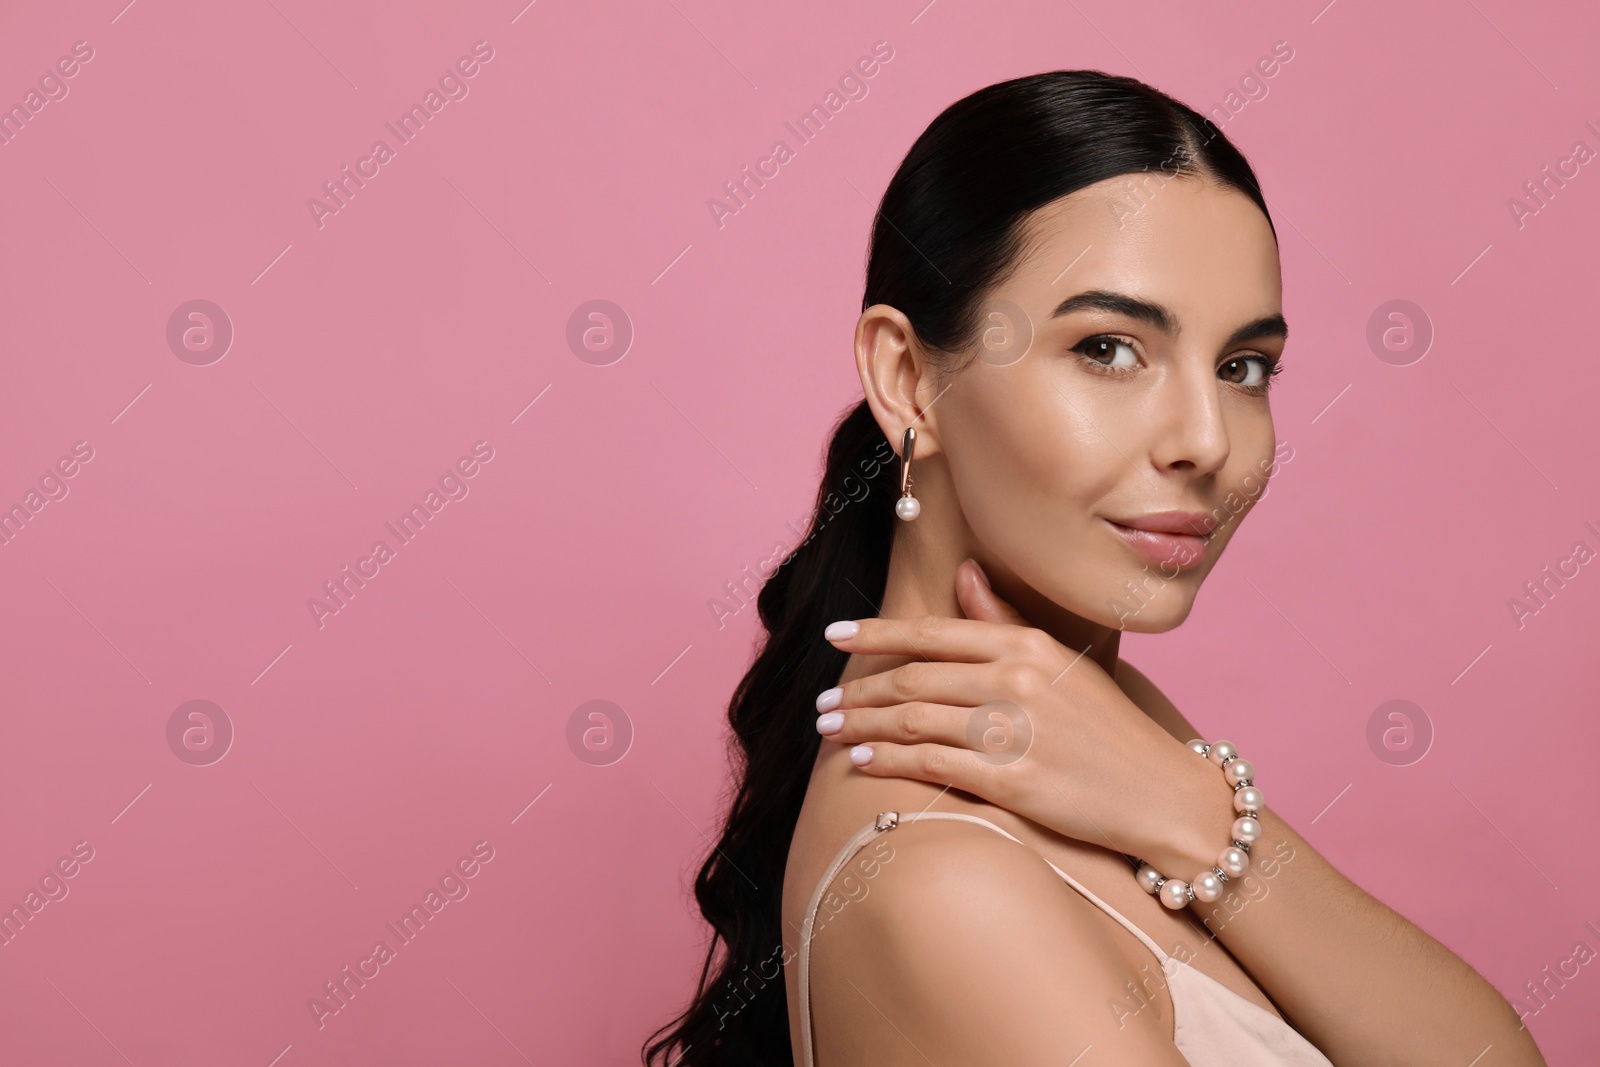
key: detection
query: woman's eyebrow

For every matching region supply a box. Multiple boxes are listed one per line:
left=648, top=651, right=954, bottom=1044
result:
left=1049, top=289, right=1176, bottom=332
left=1049, top=289, right=1288, bottom=346
left=1224, top=314, right=1289, bottom=348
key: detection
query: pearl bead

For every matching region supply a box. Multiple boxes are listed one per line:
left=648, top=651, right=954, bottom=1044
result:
left=1218, top=846, right=1250, bottom=878
left=1191, top=871, right=1224, bottom=903
left=895, top=495, right=921, bottom=521
left=1131, top=739, right=1272, bottom=908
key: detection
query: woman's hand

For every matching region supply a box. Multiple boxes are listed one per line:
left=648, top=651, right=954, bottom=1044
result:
left=814, top=559, right=1236, bottom=876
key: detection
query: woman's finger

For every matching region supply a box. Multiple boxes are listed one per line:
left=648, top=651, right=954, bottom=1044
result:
left=819, top=658, right=1027, bottom=713
left=814, top=700, right=972, bottom=748
left=822, top=612, right=1031, bottom=663
left=955, top=558, right=1032, bottom=626
left=843, top=740, right=1004, bottom=799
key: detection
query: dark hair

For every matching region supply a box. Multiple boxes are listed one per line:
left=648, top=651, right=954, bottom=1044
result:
left=643, top=68, right=1274, bottom=1066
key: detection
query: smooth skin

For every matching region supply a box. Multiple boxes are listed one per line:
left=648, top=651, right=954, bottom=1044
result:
left=779, top=176, right=1546, bottom=1066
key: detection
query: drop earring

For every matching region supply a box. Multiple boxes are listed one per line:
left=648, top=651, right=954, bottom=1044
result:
left=895, top=427, right=921, bottom=521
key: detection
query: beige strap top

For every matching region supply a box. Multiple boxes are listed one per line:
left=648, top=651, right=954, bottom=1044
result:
left=795, top=810, right=1334, bottom=1067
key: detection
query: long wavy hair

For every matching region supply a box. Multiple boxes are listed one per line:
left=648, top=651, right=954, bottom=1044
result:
left=643, top=68, right=1274, bottom=1066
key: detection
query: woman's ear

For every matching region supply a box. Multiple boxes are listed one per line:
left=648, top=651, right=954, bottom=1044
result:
left=855, top=303, right=943, bottom=459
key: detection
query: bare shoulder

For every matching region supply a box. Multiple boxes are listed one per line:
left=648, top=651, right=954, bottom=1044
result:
left=1114, top=659, right=1200, bottom=745
left=800, top=818, right=1188, bottom=1067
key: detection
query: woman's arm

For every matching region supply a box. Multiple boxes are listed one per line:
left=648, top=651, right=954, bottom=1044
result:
left=1128, top=667, right=1546, bottom=1067
left=815, top=575, right=1549, bottom=1067
left=799, top=818, right=1194, bottom=1067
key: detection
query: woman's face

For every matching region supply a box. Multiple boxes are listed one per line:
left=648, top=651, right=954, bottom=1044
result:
left=931, top=175, right=1287, bottom=633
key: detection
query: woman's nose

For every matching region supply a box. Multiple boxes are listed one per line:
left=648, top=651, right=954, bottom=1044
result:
left=1147, top=359, right=1231, bottom=475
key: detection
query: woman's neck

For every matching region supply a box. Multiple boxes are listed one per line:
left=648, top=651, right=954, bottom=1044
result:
left=871, top=521, right=1123, bottom=677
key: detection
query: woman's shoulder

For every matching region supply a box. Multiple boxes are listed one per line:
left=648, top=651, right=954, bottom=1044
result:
left=783, top=723, right=1122, bottom=939
left=792, top=810, right=1190, bottom=1065
left=818, top=812, right=1105, bottom=933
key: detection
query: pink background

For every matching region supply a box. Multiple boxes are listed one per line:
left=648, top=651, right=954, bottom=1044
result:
left=0, top=0, right=1597, bottom=1062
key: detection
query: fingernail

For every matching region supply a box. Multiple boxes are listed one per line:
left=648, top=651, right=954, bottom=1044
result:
left=816, top=712, right=844, bottom=735
left=815, top=687, right=842, bottom=713
left=969, top=559, right=991, bottom=588
left=849, top=745, right=874, bottom=767
left=824, top=620, right=860, bottom=641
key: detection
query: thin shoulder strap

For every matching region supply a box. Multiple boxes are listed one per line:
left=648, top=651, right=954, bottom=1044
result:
left=796, top=810, right=1171, bottom=1067
left=796, top=814, right=896, bottom=1067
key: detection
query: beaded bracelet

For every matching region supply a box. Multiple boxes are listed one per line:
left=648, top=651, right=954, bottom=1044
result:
left=1133, top=739, right=1264, bottom=910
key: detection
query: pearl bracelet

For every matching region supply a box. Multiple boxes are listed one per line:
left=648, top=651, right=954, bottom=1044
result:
left=1133, top=739, right=1265, bottom=911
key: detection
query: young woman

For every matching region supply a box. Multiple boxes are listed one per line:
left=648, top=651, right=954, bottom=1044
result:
left=644, top=70, right=1547, bottom=1067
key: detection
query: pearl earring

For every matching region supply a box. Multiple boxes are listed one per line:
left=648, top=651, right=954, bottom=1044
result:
left=895, top=427, right=921, bottom=521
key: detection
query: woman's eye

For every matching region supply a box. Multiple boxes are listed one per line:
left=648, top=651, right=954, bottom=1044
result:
left=1219, top=356, right=1273, bottom=388
left=1075, top=336, right=1138, bottom=370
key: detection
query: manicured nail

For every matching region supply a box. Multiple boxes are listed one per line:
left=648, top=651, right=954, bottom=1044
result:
left=849, top=745, right=874, bottom=767
left=816, top=712, right=844, bottom=735
left=824, top=620, right=860, bottom=641
left=969, top=558, right=991, bottom=588
left=815, top=687, right=842, bottom=713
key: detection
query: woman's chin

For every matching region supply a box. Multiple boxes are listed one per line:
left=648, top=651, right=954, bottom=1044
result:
left=1104, top=594, right=1197, bottom=633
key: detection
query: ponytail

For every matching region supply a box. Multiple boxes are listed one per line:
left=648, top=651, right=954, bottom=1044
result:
left=642, top=400, right=895, bottom=1064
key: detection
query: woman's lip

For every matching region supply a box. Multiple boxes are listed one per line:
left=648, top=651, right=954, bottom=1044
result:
left=1104, top=519, right=1209, bottom=568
